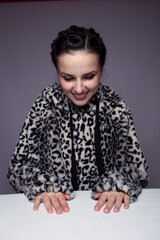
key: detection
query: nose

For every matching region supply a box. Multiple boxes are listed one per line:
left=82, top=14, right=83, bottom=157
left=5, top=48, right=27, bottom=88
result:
left=73, top=79, right=85, bottom=93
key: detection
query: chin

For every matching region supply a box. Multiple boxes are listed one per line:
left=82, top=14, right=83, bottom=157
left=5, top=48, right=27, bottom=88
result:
left=71, top=100, right=86, bottom=106
left=75, top=102, right=88, bottom=107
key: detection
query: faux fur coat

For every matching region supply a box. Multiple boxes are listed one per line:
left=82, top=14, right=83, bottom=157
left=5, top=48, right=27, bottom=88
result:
left=8, top=83, right=149, bottom=202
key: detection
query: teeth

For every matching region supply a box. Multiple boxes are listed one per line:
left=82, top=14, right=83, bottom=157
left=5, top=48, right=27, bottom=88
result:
left=75, top=94, right=85, bottom=98
left=72, top=93, right=87, bottom=100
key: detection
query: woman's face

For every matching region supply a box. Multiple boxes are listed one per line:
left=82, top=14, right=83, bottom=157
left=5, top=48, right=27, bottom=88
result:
left=57, top=51, right=103, bottom=106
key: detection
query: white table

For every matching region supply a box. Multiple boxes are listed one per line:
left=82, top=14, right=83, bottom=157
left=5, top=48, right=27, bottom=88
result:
left=0, top=189, right=160, bottom=240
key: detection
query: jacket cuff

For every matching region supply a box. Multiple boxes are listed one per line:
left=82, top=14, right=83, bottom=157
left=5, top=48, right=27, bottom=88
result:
left=91, top=176, right=142, bottom=203
left=23, top=176, right=74, bottom=201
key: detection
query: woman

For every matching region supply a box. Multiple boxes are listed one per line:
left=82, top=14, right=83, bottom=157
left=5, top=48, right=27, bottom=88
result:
left=8, top=25, right=149, bottom=214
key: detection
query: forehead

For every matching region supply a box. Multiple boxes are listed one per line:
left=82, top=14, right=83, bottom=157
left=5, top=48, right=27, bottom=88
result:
left=57, top=51, right=99, bottom=75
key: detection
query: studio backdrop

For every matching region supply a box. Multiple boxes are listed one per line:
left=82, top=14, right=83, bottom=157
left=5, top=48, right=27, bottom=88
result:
left=0, top=0, right=160, bottom=194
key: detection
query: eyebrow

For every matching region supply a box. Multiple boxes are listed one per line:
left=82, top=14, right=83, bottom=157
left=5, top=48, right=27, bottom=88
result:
left=59, top=70, right=98, bottom=77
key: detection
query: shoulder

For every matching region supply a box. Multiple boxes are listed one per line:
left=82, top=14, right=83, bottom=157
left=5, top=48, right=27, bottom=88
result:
left=27, top=83, right=66, bottom=121
left=99, top=85, right=133, bottom=130
left=33, top=83, right=67, bottom=110
left=40, top=83, right=63, bottom=101
left=100, top=84, right=128, bottom=114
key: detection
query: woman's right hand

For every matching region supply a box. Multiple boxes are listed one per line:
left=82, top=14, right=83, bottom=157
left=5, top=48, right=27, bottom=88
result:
left=33, top=192, right=71, bottom=214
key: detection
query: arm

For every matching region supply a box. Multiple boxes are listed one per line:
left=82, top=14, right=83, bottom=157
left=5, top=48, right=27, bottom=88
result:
left=92, top=102, right=149, bottom=204
left=8, top=90, right=74, bottom=202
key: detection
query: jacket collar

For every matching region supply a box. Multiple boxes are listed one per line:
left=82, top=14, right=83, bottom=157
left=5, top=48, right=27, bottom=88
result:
left=49, top=82, right=121, bottom=114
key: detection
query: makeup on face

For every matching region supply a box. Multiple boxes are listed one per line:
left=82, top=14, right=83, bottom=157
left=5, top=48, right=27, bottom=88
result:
left=57, top=51, right=103, bottom=106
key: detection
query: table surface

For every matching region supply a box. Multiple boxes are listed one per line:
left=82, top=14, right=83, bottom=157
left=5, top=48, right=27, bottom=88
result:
left=0, top=189, right=160, bottom=240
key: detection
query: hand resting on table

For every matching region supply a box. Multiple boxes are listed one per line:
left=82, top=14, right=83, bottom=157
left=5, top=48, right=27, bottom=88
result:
left=33, top=192, right=71, bottom=214
left=33, top=191, right=130, bottom=214
left=94, top=191, right=130, bottom=213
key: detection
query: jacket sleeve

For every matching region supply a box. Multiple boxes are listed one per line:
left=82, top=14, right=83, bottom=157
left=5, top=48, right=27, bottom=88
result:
left=7, top=91, right=74, bottom=201
left=92, top=102, right=149, bottom=203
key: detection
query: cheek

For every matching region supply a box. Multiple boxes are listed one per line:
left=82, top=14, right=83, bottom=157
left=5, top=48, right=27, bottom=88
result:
left=86, top=78, right=100, bottom=90
left=59, top=79, right=72, bottom=92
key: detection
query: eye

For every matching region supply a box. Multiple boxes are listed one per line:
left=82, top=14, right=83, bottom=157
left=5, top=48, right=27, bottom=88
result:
left=84, top=74, right=95, bottom=80
left=63, top=76, right=74, bottom=81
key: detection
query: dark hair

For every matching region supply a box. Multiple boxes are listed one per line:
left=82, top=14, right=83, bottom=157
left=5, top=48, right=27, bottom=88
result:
left=50, top=25, right=107, bottom=69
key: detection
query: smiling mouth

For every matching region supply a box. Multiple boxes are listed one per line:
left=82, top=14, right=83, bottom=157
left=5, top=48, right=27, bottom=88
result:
left=72, top=92, right=88, bottom=100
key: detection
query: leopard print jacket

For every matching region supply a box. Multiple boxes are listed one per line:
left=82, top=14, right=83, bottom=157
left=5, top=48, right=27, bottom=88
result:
left=8, top=83, right=149, bottom=203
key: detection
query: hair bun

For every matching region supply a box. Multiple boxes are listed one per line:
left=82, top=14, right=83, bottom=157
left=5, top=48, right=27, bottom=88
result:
left=67, top=34, right=84, bottom=48
left=50, top=25, right=106, bottom=69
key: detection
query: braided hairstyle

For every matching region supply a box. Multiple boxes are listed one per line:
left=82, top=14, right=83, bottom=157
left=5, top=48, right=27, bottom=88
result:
left=50, top=25, right=107, bottom=69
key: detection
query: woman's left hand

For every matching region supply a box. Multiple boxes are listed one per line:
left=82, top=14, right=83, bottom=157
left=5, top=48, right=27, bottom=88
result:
left=94, top=191, right=130, bottom=213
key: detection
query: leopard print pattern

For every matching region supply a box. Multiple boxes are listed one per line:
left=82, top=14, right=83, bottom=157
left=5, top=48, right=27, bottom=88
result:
left=8, top=83, right=149, bottom=202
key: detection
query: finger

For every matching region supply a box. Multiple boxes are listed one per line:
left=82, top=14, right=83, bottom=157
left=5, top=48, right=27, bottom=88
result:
left=94, top=193, right=108, bottom=211
left=113, top=195, right=123, bottom=213
left=94, top=192, right=102, bottom=199
left=50, top=195, right=63, bottom=214
left=43, top=194, right=54, bottom=213
left=64, top=193, right=71, bottom=201
left=124, top=194, right=130, bottom=209
left=104, top=194, right=116, bottom=214
left=58, top=194, right=70, bottom=212
left=33, top=196, right=41, bottom=211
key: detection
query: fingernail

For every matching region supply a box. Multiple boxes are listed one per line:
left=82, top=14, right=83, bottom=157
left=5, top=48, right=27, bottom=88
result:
left=94, top=206, right=99, bottom=211
left=48, top=209, right=53, bottom=213
left=113, top=208, right=119, bottom=213
left=104, top=209, right=109, bottom=214
left=64, top=207, right=69, bottom=212
left=57, top=210, right=62, bottom=214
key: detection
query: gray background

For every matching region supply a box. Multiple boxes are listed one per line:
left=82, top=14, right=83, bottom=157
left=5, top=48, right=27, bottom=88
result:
left=0, top=0, right=160, bottom=194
